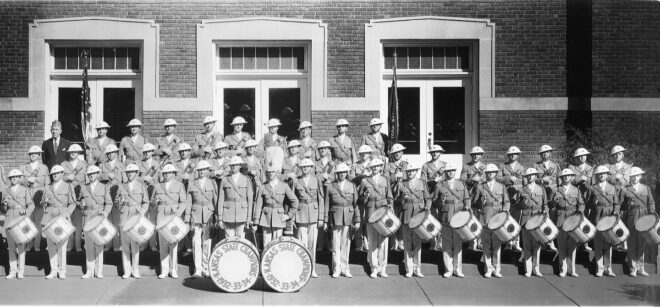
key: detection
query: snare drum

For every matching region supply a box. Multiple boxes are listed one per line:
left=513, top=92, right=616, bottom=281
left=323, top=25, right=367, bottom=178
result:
left=368, top=207, right=401, bottom=237
left=209, top=237, right=260, bottom=293
left=83, top=216, right=117, bottom=246
left=156, top=215, right=190, bottom=244
left=487, top=211, right=521, bottom=242
left=408, top=210, right=441, bottom=240
left=562, top=213, right=596, bottom=244
left=525, top=213, right=558, bottom=244
left=43, top=215, right=75, bottom=245
left=261, top=236, right=312, bottom=293
left=449, top=210, right=482, bottom=242
left=4, top=216, right=38, bottom=245
left=634, top=214, right=660, bottom=245
left=121, top=215, right=155, bottom=245
left=596, top=214, right=629, bottom=246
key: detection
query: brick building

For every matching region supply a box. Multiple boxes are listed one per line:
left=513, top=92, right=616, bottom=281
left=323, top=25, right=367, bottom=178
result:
left=0, top=0, right=659, bottom=178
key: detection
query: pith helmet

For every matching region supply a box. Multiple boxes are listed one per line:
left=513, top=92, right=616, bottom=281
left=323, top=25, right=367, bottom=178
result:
left=245, top=139, right=258, bottom=148
left=124, top=164, right=140, bottom=173
left=559, top=168, right=575, bottom=177
left=429, top=145, right=444, bottom=153
left=538, top=144, right=553, bottom=153
left=195, top=160, right=211, bottom=170
left=86, top=165, right=101, bottom=175
left=317, top=141, right=332, bottom=149
left=96, top=121, right=111, bottom=130
left=50, top=165, right=64, bottom=174
left=369, top=158, right=384, bottom=168
left=104, top=144, right=119, bottom=154
left=523, top=168, right=539, bottom=177
left=28, top=146, right=43, bottom=154
left=506, top=146, right=521, bottom=155
left=369, top=118, right=384, bottom=126
left=594, top=165, right=610, bottom=175
left=7, top=169, right=23, bottom=178
left=299, top=158, right=314, bottom=168
left=163, top=118, right=178, bottom=127
left=161, top=164, right=178, bottom=174
left=287, top=140, right=302, bottom=148
left=629, top=167, right=645, bottom=177
left=231, top=116, right=248, bottom=125
left=126, top=119, right=142, bottom=127
left=357, top=145, right=373, bottom=154
left=267, top=118, right=282, bottom=127
left=298, top=121, right=313, bottom=130
left=142, top=143, right=156, bottom=153
left=484, top=164, right=499, bottom=173
left=213, top=142, right=229, bottom=151
left=389, top=143, right=406, bottom=154
left=229, top=156, right=244, bottom=165
left=202, top=116, right=216, bottom=124
left=610, top=145, right=626, bottom=155
left=335, top=119, right=349, bottom=127
left=444, top=163, right=457, bottom=172
left=67, top=144, right=83, bottom=152
left=334, top=163, right=350, bottom=173
left=177, top=143, right=192, bottom=152
left=573, top=148, right=590, bottom=157
left=470, top=146, right=485, bottom=154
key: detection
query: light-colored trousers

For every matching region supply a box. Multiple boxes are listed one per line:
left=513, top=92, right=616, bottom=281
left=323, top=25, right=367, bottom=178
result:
left=367, top=224, right=388, bottom=273
left=557, top=230, right=577, bottom=274
left=84, top=236, right=105, bottom=276
left=627, top=228, right=646, bottom=272
left=402, top=224, right=421, bottom=273
left=121, top=230, right=141, bottom=276
left=331, top=225, right=350, bottom=274
left=482, top=228, right=502, bottom=271
left=522, top=229, right=541, bottom=274
left=441, top=226, right=462, bottom=274
left=192, top=224, right=212, bottom=275
left=159, top=236, right=178, bottom=276
left=225, top=222, right=245, bottom=239
left=262, top=227, right=283, bottom=247
left=47, top=238, right=68, bottom=274
left=594, top=232, right=613, bottom=272
left=7, top=235, right=26, bottom=274
left=297, top=222, right=319, bottom=273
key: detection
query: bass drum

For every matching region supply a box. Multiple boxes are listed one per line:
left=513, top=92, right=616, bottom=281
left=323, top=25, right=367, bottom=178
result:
left=4, top=216, right=38, bottom=245
left=635, top=214, right=660, bottom=245
left=487, top=211, right=521, bottom=242
left=561, top=213, right=596, bottom=244
left=209, top=237, right=260, bottom=293
left=596, top=214, right=629, bottom=246
left=408, top=210, right=441, bottom=240
left=261, top=236, right=312, bottom=293
left=525, top=213, right=558, bottom=245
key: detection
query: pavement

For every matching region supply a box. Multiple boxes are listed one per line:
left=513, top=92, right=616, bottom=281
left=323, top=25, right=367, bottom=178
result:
left=0, top=246, right=659, bottom=306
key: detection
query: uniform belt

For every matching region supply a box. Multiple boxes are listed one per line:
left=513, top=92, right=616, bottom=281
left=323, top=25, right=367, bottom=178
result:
left=47, top=204, right=64, bottom=208
left=263, top=204, right=283, bottom=209
left=122, top=204, right=141, bottom=208
left=557, top=206, right=576, bottom=211
left=191, top=203, right=209, bottom=207
left=300, top=200, right=317, bottom=204
left=404, top=200, right=424, bottom=205
left=368, top=197, right=386, bottom=201
left=331, top=203, right=351, bottom=208
left=224, top=198, right=240, bottom=202
left=6, top=205, right=26, bottom=209
left=444, top=200, right=456, bottom=205
left=483, top=201, right=495, bottom=207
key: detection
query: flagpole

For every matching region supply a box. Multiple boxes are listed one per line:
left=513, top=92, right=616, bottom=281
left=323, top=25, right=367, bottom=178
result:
left=388, top=49, right=399, bottom=155
left=80, top=49, right=91, bottom=152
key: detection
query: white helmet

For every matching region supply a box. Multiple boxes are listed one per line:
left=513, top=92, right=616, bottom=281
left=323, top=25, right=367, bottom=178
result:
left=538, top=144, right=553, bottom=153
left=523, top=168, right=539, bottom=177
left=470, top=146, right=485, bottom=155
left=299, top=158, right=315, bottom=168
left=335, top=119, right=349, bottom=127
left=126, top=119, right=142, bottom=127
left=629, top=167, right=645, bottom=177
left=104, top=144, right=119, bottom=154
left=389, top=143, right=406, bottom=154
left=610, top=145, right=626, bottom=155
left=7, top=169, right=23, bottom=178
left=594, top=165, right=610, bottom=175
left=559, top=168, right=575, bottom=177
left=506, top=146, right=521, bottom=155
left=124, top=164, right=140, bottom=173
left=298, top=121, right=313, bottom=130
left=404, top=164, right=420, bottom=172
left=428, top=145, right=444, bottom=153
left=177, top=143, right=192, bottom=152
left=369, top=158, right=384, bottom=168
left=213, top=142, right=229, bottom=151
left=573, top=148, right=590, bottom=157
left=231, top=116, right=248, bottom=125
left=357, top=145, right=373, bottom=154
left=369, top=118, right=384, bottom=126
left=267, top=118, right=282, bottom=127
left=334, top=163, right=350, bottom=173
left=67, top=144, right=83, bottom=152
left=28, top=145, right=43, bottom=154
left=195, top=160, right=211, bottom=170
left=202, top=116, right=216, bottom=125
left=161, top=164, right=178, bottom=174
left=444, top=163, right=457, bottom=172
left=95, top=121, right=111, bottom=130
left=317, top=141, right=332, bottom=149
left=287, top=140, right=302, bottom=148
left=245, top=139, right=258, bottom=148
left=86, top=165, right=101, bottom=175
left=163, top=118, right=178, bottom=127
left=484, top=164, right=499, bottom=173
left=142, top=143, right=156, bottom=153
left=229, top=156, right=244, bottom=165
left=50, top=165, right=65, bottom=174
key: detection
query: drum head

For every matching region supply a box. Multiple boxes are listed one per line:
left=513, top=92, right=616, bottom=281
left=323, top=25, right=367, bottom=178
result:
left=562, top=214, right=582, bottom=232
left=209, top=237, right=260, bottom=293
left=156, top=215, right=175, bottom=230
left=3, top=215, right=27, bottom=229
left=122, top=215, right=142, bottom=232
left=83, top=216, right=104, bottom=232
left=44, top=215, right=64, bottom=230
left=368, top=207, right=388, bottom=224
left=487, top=212, right=508, bottom=230
left=525, top=214, right=545, bottom=230
left=449, top=211, right=470, bottom=228
left=635, top=214, right=659, bottom=232
left=261, top=237, right=312, bottom=293
left=408, top=211, right=428, bottom=228
left=596, top=215, right=617, bottom=232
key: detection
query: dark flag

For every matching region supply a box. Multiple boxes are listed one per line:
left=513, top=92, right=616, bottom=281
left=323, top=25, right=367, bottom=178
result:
left=387, top=49, right=399, bottom=154
left=80, top=49, right=92, bottom=142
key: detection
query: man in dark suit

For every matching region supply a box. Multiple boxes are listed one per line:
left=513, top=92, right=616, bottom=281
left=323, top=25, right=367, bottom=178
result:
left=42, top=120, right=72, bottom=170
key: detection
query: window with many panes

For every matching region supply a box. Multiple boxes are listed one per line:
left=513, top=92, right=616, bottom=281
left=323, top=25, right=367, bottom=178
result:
left=384, top=46, right=470, bottom=71
left=53, top=47, right=140, bottom=71
left=218, top=46, right=305, bottom=71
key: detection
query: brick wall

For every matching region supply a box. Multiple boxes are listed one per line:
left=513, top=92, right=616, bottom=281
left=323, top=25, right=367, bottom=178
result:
left=311, top=110, right=380, bottom=143
left=142, top=111, right=212, bottom=144
left=0, top=0, right=567, bottom=98
left=0, top=111, right=44, bottom=170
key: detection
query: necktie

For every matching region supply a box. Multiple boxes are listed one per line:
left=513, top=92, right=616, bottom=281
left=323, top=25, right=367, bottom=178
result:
left=54, top=138, right=58, bottom=149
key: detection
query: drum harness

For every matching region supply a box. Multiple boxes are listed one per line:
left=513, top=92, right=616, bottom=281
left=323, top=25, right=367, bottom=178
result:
left=332, top=136, right=352, bottom=163
left=554, top=187, right=576, bottom=211
left=481, top=182, right=504, bottom=212
left=3, top=188, right=24, bottom=212
left=365, top=133, right=384, bottom=154
left=519, top=186, right=544, bottom=215
left=45, top=184, right=69, bottom=217
left=81, top=184, right=103, bottom=211
left=441, top=181, right=464, bottom=206
left=625, top=185, right=648, bottom=208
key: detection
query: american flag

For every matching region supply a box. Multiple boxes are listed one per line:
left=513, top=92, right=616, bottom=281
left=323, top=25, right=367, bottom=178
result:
left=388, top=49, right=399, bottom=154
left=80, top=49, right=92, bottom=142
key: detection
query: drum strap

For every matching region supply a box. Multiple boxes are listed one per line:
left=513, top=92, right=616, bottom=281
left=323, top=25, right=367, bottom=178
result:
left=298, top=179, right=314, bottom=202
left=332, top=136, right=351, bottom=158
left=520, top=187, right=541, bottom=207
left=555, top=187, right=575, bottom=207
left=4, top=188, right=19, bottom=206
left=127, top=136, right=141, bottom=156
left=402, top=181, right=422, bottom=201
left=365, top=178, right=386, bottom=198
left=83, top=185, right=103, bottom=206
left=627, top=186, right=647, bottom=205
left=123, top=184, right=142, bottom=206
left=157, top=184, right=176, bottom=204
left=366, top=134, right=383, bottom=151
left=442, top=182, right=464, bottom=201
left=333, top=182, right=352, bottom=203
left=223, top=177, right=246, bottom=202
left=482, top=183, right=501, bottom=203
left=263, top=183, right=279, bottom=204
left=48, top=185, right=68, bottom=207
left=592, top=187, right=612, bottom=205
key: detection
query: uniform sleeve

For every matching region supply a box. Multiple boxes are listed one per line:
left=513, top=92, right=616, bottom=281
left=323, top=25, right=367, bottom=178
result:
left=118, top=138, right=127, bottom=163
left=317, top=179, right=325, bottom=223
left=38, top=166, right=50, bottom=186
left=502, top=185, right=510, bottom=212
left=459, top=166, right=469, bottom=184
left=285, top=184, right=299, bottom=219
left=541, top=186, right=549, bottom=213
left=184, top=184, right=195, bottom=221
left=350, top=138, right=357, bottom=164
left=66, top=183, right=77, bottom=215
left=103, top=185, right=113, bottom=215
left=647, top=185, right=656, bottom=213
left=324, top=185, right=331, bottom=223
left=25, top=187, right=35, bottom=216
left=385, top=179, right=394, bottom=206
left=423, top=180, right=432, bottom=209
left=471, top=185, right=482, bottom=209
left=245, top=179, right=253, bottom=223
left=461, top=182, right=470, bottom=209
left=351, top=183, right=360, bottom=224
left=140, top=184, right=149, bottom=214
left=175, top=183, right=190, bottom=216
left=576, top=189, right=586, bottom=213
left=253, top=186, right=263, bottom=224
left=217, top=180, right=225, bottom=221
left=613, top=186, right=621, bottom=214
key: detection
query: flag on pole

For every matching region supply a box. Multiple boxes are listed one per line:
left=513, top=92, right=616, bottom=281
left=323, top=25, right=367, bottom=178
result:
left=387, top=49, right=399, bottom=154
left=80, top=49, right=92, bottom=143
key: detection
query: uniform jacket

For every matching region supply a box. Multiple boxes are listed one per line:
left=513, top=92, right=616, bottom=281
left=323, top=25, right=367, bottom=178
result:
left=42, top=137, right=71, bottom=170
left=242, top=155, right=264, bottom=186
left=119, top=135, right=147, bottom=164
left=193, top=131, right=224, bottom=158
left=421, top=160, right=446, bottom=183
left=209, top=157, right=231, bottom=179
left=315, top=158, right=336, bottom=184
left=19, top=162, right=50, bottom=189
left=499, top=161, right=525, bottom=188
left=472, top=181, right=510, bottom=225
left=85, top=136, right=115, bottom=165
left=138, top=158, right=162, bottom=186
left=298, top=137, right=318, bottom=160
left=357, top=175, right=393, bottom=219
left=569, top=163, right=594, bottom=187
left=620, top=183, right=655, bottom=227
left=218, top=174, right=253, bottom=223
left=186, top=178, right=218, bottom=224
left=535, top=160, right=560, bottom=189
left=61, top=159, right=88, bottom=187
left=585, top=182, right=620, bottom=224
left=79, top=182, right=112, bottom=225
left=607, top=162, right=632, bottom=187
left=41, top=181, right=76, bottom=226
left=325, top=180, right=359, bottom=226
left=100, top=160, right=126, bottom=186
left=433, top=179, right=470, bottom=226
left=385, top=159, right=407, bottom=184
left=550, top=184, right=585, bottom=227
left=350, top=159, right=371, bottom=186
left=293, top=175, right=325, bottom=224
left=361, top=132, right=389, bottom=158
left=253, top=180, right=299, bottom=228
left=155, top=133, right=183, bottom=161
left=330, top=134, right=357, bottom=165
left=174, top=159, right=197, bottom=182
left=281, top=155, right=302, bottom=182
left=256, top=132, right=286, bottom=159
left=116, top=181, right=149, bottom=225
left=225, top=132, right=251, bottom=157
left=460, top=161, right=487, bottom=191
left=2, top=185, right=35, bottom=224
left=516, top=183, right=548, bottom=226
left=151, top=180, right=189, bottom=223
left=394, top=178, right=431, bottom=224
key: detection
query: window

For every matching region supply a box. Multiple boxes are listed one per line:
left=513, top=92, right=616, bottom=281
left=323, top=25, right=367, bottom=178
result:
left=53, top=47, right=140, bottom=71
left=383, top=46, right=470, bottom=71
left=218, top=46, right=305, bottom=70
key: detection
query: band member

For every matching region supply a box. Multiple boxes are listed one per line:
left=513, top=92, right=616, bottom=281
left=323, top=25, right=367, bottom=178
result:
left=421, top=145, right=446, bottom=190
left=294, top=158, right=325, bottom=278
left=42, top=120, right=71, bottom=170
left=155, top=118, right=182, bottom=161
left=152, top=164, right=190, bottom=279
left=325, top=163, right=359, bottom=278
left=79, top=166, right=112, bottom=279
left=621, top=167, right=655, bottom=277
left=225, top=116, right=251, bottom=157
left=331, top=119, right=357, bottom=165
left=62, top=144, right=87, bottom=252
left=210, top=141, right=231, bottom=181
left=218, top=156, right=253, bottom=238
left=185, top=160, right=218, bottom=278
left=551, top=168, right=584, bottom=278
left=473, top=164, right=510, bottom=278
left=139, top=143, right=162, bottom=252
left=361, top=118, right=389, bottom=159
left=193, top=116, right=224, bottom=158
left=607, top=145, right=632, bottom=187
left=315, top=141, right=335, bottom=185
left=174, top=143, right=196, bottom=187
left=461, top=146, right=487, bottom=250
left=586, top=165, right=621, bottom=277
left=242, top=139, right=264, bottom=190
left=252, top=163, right=299, bottom=246
left=395, top=164, right=431, bottom=278
left=351, top=144, right=373, bottom=251
left=298, top=121, right=318, bottom=160
left=257, top=118, right=287, bottom=160
left=20, top=146, right=50, bottom=252
left=569, top=147, right=594, bottom=251
left=534, top=144, right=559, bottom=252
left=386, top=143, right=407, bottom=251
left=499, top=146, right=525, bottom=251
left=100, top=144, right=126, bottom=251
left=42, top=165, right=76, bottom=279
left=518, top=168, right=548, bottom=277
left=2, top=169, right=34, bottom=279
left=119, top=119, right=148, bottom=165
left=85, top=121, right=115, bottom=165
left=434, top=163, right=469, bottom=278
left=282, top=140, right=302, bottom=184
left=116, top=164, right=149, bottom=279
left=358, top=158, right=394, bottom=278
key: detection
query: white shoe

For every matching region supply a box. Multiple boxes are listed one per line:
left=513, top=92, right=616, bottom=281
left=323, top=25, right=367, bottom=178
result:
left=524, top=272, right=531, bottom=278
left=605, top=269, right=615, bottom=277
left=404, top=272, right=412, bottom=278
left=158, top=274, right=167, bottom=279
left=81, top=273, right=93, bottom=279
left=484, top=268, right=493, bottom=278
left=133, top=272, right=141, bottom=279
left=17, top=273, right=24, bottom=279
left=58, top=273, right=66, bottom=279
left=96, top=274, right=104, bottom=279
left=455, top=271, right=464, bottom=278
left=192, top=271, right=203, bottom=278
left=343, top=271, right=352, bottom=278
left=311, top=272, right=319, bottom=278
left=5, top=272, right=16, bottom=280
left=443, top=272, right=452, bottom=278
left=629, top=271, right=637, bottom=277
left=379, top=271, right=389, bottom=278
left=493, top=271, right=502, bottom=278
left=414, top=270, right=424, bottom=278
left=570, top=272, right=579, bottom=277
left=559, top=271, right=566, bottom=278
left=45, top=273, right=57, bottom=279
left=121, top=274, right=130, bottom=279
left=595, top=271, right=603, bottom=277
left=639, top=270, right=649, bottom=277
left=170, top=272, right=179, bottom=279
left=369, top=271, right=378, bottom=278
left=533, top=270, right=543, bottom=277
left=332, top=271, right=340, bottom=278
